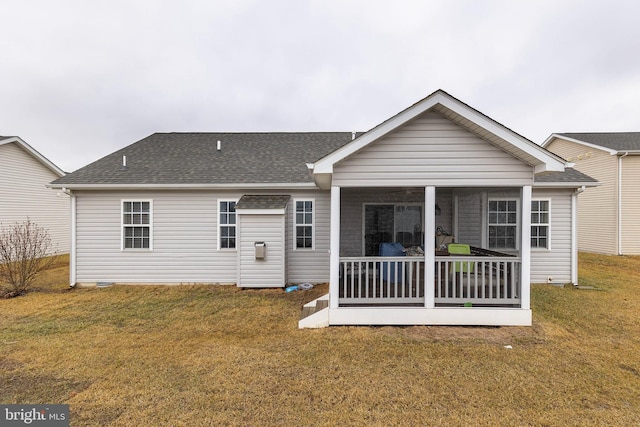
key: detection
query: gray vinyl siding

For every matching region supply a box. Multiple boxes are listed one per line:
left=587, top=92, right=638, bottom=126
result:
left=0, top=142, right=69, bottom=253
left=530, top=189, right=573, bottom=284
left=546, top=139, right=617, bottom=254
left=621, top=155, right=640, bottom=254
left=237, top=214, right=285, bottom=287
left=74, top=189, right=329, bottom=285
left=333, top=111, right=534, bottom=187
left=286, top=192, right=331, bottom=284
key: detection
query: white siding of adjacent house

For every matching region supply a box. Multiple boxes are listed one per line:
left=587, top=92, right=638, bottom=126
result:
left=530, top=188, right=573, bottom=284
left=74, top=189, right=330, bottom=285
left=237, top=214, right=285, bottom=287
left=333, top=111, right=534, bottom=187
left=621, top=155, right=640, bottom=254
left=0, top=142, right=69, bottom=253
left=546, top=139, right=617, bottom=254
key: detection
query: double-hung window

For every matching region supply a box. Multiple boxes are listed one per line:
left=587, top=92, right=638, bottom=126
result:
left=488, top=199, right=518, bottom=249
left=122, top=200, right=152, bottom=250
left=531, top=200, right=550, bottom=249
left=295, top=200, right=314, bottom=249
left=219, top=200, right=237, bottom=249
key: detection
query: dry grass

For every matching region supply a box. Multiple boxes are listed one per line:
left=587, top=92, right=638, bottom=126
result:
left=1, top=253, right=640, bottom=426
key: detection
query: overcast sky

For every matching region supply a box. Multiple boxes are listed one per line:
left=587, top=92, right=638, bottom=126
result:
left=2, top=0, right=640, bottom=172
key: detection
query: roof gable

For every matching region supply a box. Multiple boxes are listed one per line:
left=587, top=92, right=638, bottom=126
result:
left=312, top=90, right=566, bottom=175
left=0, top=136, right=65, bottom=177
left=543, top=132, right=640, bottom=153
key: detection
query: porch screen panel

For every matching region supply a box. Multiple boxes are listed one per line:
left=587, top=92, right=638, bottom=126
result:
left=365, top=205, right=394, bottom=256
left=395, top=206, right=422, bottom=247
left=364, top=204, right=423, bottom=256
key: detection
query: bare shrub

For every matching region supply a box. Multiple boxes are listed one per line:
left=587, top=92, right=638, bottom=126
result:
left=0, top=219, right=58, bottom=297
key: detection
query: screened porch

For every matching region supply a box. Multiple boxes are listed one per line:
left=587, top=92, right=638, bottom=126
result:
left=332, top=186, right=533, bottom=309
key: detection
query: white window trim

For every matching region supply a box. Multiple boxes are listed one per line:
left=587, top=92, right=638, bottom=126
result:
left=218, top=199, right=238, bottom=251
left=121, top=199, right=153, bottom=251
left=362, top=202, right=425, bottom=256
left=293, top=198, right=315, bottom=250
left=487, top=198, right=520, bottom=250
left=531, top=198, right=551, bottom=251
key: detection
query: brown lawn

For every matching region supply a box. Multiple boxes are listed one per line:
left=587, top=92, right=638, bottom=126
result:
left=1, top=253, right=639, bottom=426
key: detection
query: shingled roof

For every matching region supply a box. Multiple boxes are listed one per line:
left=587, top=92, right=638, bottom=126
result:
left=534, top=167, right=599, bottom=185
left=52, top=132, right=357, bottom=186
left=557, top=132, right=640, bottom=152
left=51, top=129, right=596, bottom=189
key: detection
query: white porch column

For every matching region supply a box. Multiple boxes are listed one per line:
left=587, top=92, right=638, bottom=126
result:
left=521, top=185, right=532, bottom=310
left=329, top=186, right=341, bottom=309
left=425, top=186, right=436, bottom=308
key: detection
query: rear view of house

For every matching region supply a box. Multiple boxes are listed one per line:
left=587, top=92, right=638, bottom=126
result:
left=543, top=133, right=638, bottom=255
left=0, top=136, right=69, bottom=253
left=50, top=90, right=597, bottom=327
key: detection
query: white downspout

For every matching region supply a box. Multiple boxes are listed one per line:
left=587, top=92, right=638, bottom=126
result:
left=618, top=152, right=628, bottom=255
left=63, top=188, right=77, bottom=287
left=571, top=186, right=586, bottom=286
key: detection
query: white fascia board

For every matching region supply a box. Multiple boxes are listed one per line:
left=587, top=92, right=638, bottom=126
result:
left=533, top=181, right=601, bottom=188
left=435, top=98, right=565, bottom=172
left=236, top=208, right=286, bottom=215
left=314, top=91, right=564, bottom=174
left=1, top=136, right=66, bottom=176
left=313, top=92, right=448, bottom=174
left=542, top=134, right=618, bottom=155
left=47, top=182, right=318, bottom=190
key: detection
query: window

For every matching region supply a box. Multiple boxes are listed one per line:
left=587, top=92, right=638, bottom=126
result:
left=295, top=200, right=314, bottom=249
left=531, top=200, right=550, bottom=249
left=219, top=200, right=237, bottom=249
left=364, top=204, right=423, bottom=256
left=488, top=199, right=517, bottom=249
left=122, top=201, right=152, bottom=249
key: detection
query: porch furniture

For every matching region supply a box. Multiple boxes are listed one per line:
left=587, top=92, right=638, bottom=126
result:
left=379, top=242, right=406, bottom=284
left=447, top=243, right=474, bottom=273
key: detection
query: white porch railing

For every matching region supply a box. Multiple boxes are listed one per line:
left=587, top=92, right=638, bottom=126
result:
left=339, top=257, right=425, bottom=304
left=434, top=256, right=521, bottom=306
left=339, top=256, right=521, bottom=307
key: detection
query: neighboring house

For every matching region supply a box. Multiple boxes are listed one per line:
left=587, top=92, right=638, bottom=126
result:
left=50, top=90, right=597, bottom=327
left=0, top=136, right=70, bottom=253
left=543, top=133, right=639, bottom=255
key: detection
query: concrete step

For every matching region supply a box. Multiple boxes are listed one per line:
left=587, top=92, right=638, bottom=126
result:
left=298, top=294, right=330, bottom=329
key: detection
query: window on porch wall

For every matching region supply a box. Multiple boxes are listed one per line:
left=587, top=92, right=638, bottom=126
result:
left=364, top=204, right=423, bottom=256
left=488, top=199, right=517, bottom=249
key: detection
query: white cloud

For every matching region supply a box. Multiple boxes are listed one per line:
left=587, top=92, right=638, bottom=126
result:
left=2, top=0, right=640, bottom=171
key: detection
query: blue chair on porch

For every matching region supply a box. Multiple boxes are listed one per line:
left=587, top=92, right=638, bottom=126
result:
left=379, top=242, right=405, bottom=284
